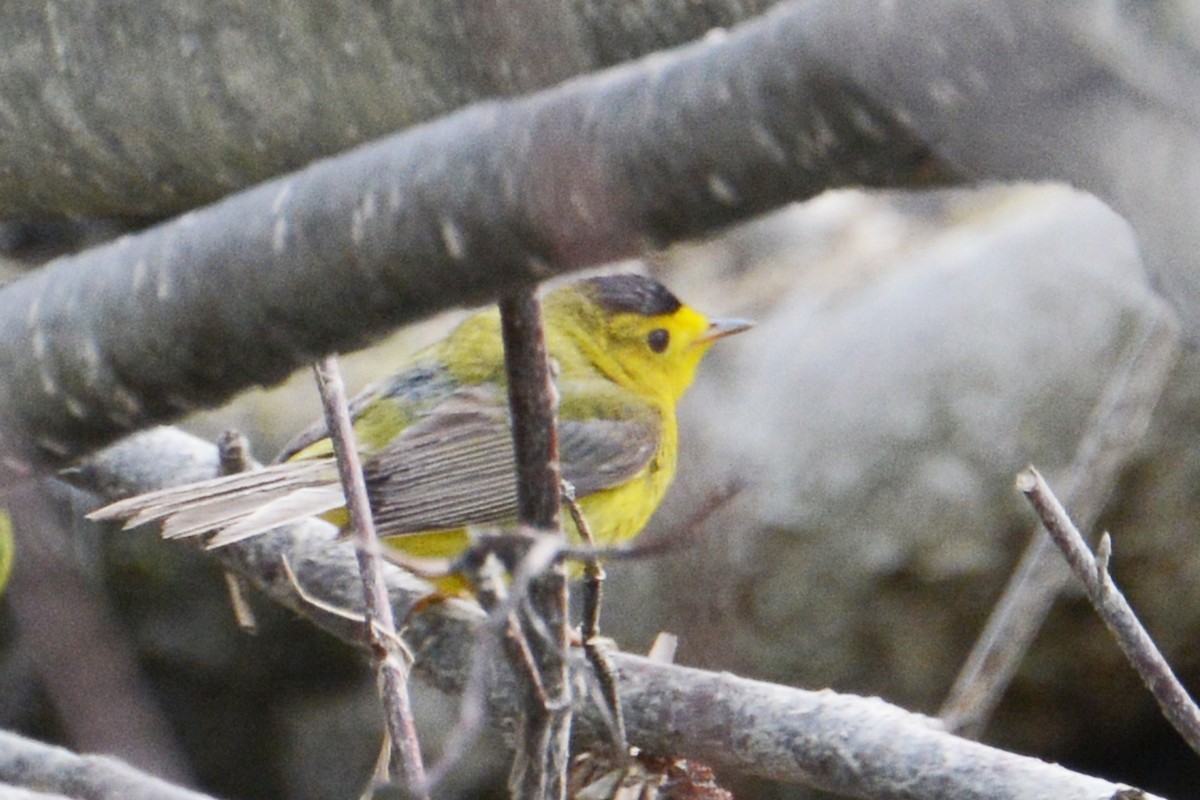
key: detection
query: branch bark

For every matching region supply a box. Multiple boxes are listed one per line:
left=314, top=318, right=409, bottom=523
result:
left=0, top=1, right=770, bottom=217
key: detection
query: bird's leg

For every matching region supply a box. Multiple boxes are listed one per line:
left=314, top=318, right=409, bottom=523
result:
left=561, top=481, right=628, bottom=761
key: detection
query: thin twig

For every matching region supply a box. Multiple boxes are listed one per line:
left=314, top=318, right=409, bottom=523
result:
left=563, top=487, right=628, bottom=756
left=312, top=357, right=428, bottom=797
left=1018, top=466, right=1200, bottom=757
left=499, top=291, right=572, bottom=800
left=421, top=543, right=554, bottom=796
left=215, top=431, right=258, bottom=633
left=419, top=553, right=509, bottom=794
left=941, top=315, right=1179, bottom=734
left=437, top=535, right=566, bottom=797
left=281, top=553, right=414, bottom=663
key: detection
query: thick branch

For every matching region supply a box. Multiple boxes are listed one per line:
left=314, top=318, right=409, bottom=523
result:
left=0, top=0, right=935, bottom=470
left=63, top=429, right=1165, bottom=800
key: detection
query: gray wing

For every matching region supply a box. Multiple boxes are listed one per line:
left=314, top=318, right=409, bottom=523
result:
left=558, top=378, right=662, bottom=497
left=365, top=384, right=661, bottom=536
left=365, top=384, right=518, bottom=535
left=559, top=415, right=660, bottom=497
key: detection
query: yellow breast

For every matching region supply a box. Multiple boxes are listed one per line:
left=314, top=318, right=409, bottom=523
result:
left=570, top=408, right=677, bottom=547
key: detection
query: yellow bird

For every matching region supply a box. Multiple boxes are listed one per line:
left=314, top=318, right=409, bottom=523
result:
left=90, top=274, right=751, bottom=590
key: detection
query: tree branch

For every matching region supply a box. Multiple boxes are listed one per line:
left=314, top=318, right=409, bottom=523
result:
left=0, top=1, right=769, bottom=218
left=60, top=429, right=1167, bottom=800
left=311, top=358, right=426, bottom=794
left=0, top=0, right=935, bottom=471
left=941, top=313, right=1181, bottom=734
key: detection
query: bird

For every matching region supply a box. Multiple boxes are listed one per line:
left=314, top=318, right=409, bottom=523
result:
left=89, top=273, right=752, bottom=591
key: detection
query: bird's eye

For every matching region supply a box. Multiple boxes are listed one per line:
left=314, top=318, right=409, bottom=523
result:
left=647, top=328, right=670, bottom=353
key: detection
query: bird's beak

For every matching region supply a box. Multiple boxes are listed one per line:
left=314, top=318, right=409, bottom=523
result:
left=699, top=317, right=754, bottom=344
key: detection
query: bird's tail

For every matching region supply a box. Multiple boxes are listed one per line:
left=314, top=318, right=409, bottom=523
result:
left=87, top=458, right=346, bottom=547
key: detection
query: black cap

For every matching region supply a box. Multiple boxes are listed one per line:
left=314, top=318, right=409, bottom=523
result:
left=582, top=274, right=682, bottom=317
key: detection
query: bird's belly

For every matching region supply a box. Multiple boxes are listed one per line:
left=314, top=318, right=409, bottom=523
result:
left=571, top=463, right=671, bottom=547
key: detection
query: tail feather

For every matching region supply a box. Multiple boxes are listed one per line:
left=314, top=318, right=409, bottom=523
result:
left=88, top=459, right=344, bottom=544
left=202, top=486, right=346, bottom=547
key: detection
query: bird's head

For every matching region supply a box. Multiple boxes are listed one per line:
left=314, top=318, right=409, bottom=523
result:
left=551, top=274, right=753, bottom=405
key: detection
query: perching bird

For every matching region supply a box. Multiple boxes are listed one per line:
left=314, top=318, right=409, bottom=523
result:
left=89, top=274, right=751, bottom=590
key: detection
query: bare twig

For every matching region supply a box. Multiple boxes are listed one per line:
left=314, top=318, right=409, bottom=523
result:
left=421, top=533, right=564, bottom=795
left=563, top=488, right=628, bottom=756
left=214, top=430, right=254, bottom=477
left=220, top=570, right=258, bottom=634
left=1018, top=466, right=1200, bottom=757
left=941, top=315, right=1179, bottom=734
left=312, top=357, right=428, bottom=797
left=215, top=431, right=259, bottom=633
left=498, top=291, right=572, bottom=800
left=419, top=552, right=509, bottom=794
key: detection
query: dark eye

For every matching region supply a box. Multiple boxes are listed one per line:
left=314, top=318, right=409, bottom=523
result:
left=647, top=328, right=670, bottom=353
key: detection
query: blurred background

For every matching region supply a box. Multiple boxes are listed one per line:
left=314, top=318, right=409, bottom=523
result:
left=3, top=1, right=1200, bottom=799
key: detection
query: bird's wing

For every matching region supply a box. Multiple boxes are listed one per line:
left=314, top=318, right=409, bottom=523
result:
left=559, top=415, right=660, bottom=497
left=365, top=382, right=661, bottom=536
left=89, top=378, right=662, bottom=543
left=364, top=384, right=517, bottom=535
left=557, top=377, right=663, bottom=497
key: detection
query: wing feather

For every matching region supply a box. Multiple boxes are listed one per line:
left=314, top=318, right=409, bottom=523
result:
left=366, top=386, right=518, bottom=534
left=560, top=416, right=659, bottom=496
left=365, top=383, right=661, bottom=536
left=89, top=378, right=662, bottom=544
